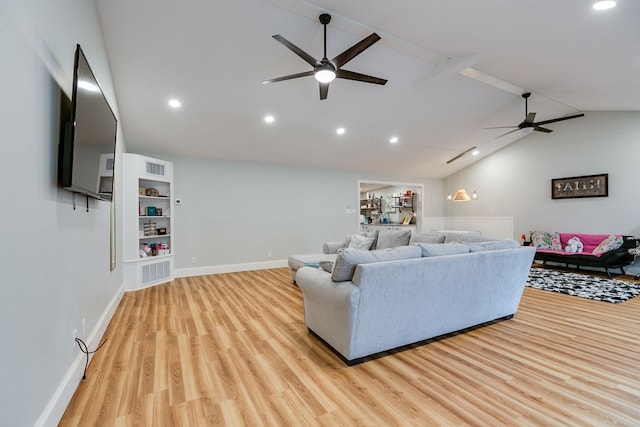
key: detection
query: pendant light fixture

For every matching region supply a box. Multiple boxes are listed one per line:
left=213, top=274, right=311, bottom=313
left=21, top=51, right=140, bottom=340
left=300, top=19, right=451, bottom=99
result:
left=445, top=146, right=478, bottom=202
left=471, top=149, right=479, bottom=199
left=452, top=167, right=471, bottom=202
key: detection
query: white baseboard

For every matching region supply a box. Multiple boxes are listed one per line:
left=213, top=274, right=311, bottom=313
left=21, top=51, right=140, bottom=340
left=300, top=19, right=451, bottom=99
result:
left=34, top=281, right=125, bottom=427
left=175, top=259, right=288, bottom=278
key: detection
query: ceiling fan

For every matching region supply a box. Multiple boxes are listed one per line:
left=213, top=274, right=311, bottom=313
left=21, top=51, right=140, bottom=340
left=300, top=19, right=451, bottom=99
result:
left=262, top=13, right=387, bottom=100
left=485, top=92, right=584, bottom=138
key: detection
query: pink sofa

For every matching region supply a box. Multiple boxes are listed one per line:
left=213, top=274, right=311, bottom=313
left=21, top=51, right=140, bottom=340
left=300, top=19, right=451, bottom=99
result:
left=532, top=232, right=636, bottom=277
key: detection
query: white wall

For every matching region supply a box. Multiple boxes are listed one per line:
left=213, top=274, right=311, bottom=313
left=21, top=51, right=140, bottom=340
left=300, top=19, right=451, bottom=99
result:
left=444, top=111, right=640, bottom=237
left=148, top=154, right=442, bottom=273
left=0, top=1, right=124, bottom=426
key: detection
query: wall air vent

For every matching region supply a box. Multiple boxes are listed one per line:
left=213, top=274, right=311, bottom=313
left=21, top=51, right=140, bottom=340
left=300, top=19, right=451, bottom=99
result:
left=145, top=162, right=165, bottom=177
left=141, top=260, right=171, bottom=285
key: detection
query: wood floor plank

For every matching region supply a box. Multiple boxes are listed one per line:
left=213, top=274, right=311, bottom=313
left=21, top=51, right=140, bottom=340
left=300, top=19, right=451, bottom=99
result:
left=60, top=267, right=640, bottom=426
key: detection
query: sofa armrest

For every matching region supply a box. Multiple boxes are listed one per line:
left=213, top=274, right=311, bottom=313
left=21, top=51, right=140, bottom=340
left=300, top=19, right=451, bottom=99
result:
left=296, top=267, right=360, bottom=358
left=323, top=240, right=346, bottom=254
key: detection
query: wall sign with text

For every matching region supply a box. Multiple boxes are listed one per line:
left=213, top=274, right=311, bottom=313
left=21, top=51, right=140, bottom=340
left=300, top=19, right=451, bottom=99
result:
left=551, top=174, right=608, bottom=199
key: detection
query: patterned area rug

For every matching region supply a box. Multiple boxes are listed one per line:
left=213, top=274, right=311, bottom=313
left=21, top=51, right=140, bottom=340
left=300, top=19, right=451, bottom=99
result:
left=526, top=268, right=640, bottom=304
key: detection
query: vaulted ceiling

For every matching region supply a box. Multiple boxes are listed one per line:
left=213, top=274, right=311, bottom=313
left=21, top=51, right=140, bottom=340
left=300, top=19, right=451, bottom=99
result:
left=96, top=0, right=640, bottom=178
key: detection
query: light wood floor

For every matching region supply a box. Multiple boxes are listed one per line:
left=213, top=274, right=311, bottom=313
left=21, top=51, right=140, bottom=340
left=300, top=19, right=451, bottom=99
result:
left=60, top=267, right=640, bottom=426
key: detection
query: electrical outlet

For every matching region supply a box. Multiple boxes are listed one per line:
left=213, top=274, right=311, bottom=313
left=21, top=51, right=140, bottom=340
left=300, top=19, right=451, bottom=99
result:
left=191, top=256, right=196, bottom=264
left=72, top=329, right=77, bottom=349
left=268, top=251, right=273, bottom=258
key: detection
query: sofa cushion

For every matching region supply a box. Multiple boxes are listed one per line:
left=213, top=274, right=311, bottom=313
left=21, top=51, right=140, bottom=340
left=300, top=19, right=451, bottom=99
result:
left=443, top=233, right=495, bottom=244
left=467, top=240, right=521, bottom=252
left=409, top=232, right=446, bottom=245
left=331, top=245, right=422, bottom=282
left=530, top=231, right=562, bottom=250
left=348, top=234, right=376, bottom=250
left=592, top=234, right=623, bottom=255
left=417, top=242, right=470, bottom=257
left=375, top=229, right=412, bottom=249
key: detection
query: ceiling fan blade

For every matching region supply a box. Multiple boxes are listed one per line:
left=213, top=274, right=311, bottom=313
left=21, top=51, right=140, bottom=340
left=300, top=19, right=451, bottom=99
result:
left=494, top=128, right=522, bottom=139
left=336, top=69, right=387, bottom=85
left=483, top=126, right=518, bottom=130
left=331, top=33, right=381, bottom=68
left=262, top=70, right=315, bottom=85
left=524, top=112, right=536, bottom=123
left=446, top=145, right=478, bottom=164
left=534, top=113, right=585, bottom=127
left=272, top=35, right=318, bottom=67
left=319, top=82, right=329, bottom=100
left=534, top=127, right=553, bottom=133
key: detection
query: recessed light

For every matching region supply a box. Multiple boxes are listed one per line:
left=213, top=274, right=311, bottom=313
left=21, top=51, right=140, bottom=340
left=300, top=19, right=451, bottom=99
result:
left=593, top=1, right=616, bottom=10
left=336, top=127, right=345, bottom=135
left=264, top=115, right=275, bottom=124
left=390, top=136, right=399, bottom=144
left=168, top=99, right=181, bottom=108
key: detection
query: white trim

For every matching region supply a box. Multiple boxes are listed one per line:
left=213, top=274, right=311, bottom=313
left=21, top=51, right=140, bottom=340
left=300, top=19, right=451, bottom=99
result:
left=175, top=259, right=288, bottom=278
left=34, top=282, right=125, bottom=427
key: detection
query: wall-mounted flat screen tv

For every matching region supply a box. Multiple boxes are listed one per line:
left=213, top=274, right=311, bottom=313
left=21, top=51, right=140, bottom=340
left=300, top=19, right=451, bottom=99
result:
left=58, top=44, right=117, bottom=201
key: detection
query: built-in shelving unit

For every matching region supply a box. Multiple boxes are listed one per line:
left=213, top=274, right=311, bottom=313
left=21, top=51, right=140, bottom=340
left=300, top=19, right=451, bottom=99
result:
left=123, top=154, right=174, bottom=290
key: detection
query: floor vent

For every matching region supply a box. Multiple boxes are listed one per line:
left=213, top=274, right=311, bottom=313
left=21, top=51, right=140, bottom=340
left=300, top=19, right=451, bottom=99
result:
left=142, top=260, right=171, bottom=285
left=145, top=162, right=165, bottom=177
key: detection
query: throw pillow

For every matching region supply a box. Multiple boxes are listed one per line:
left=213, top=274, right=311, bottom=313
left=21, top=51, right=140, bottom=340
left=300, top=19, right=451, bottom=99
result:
left=530, top=231, right=562, bottom=250
left=417, top=242, right=470, bottom=257
left=592, top=235, right=623, bottom=255
left=319, top=261, right=334, bottom=273
left=345, top=230, right=379, bottom=248
left=331, top=245, right=422, bottom=282
left=376, top=229, right=411, bottom=249
left=348, top=234, right=375, bottom=250
left=408, top=233, right=446, bottom=245
left=466, top=240, right=521, bottom=252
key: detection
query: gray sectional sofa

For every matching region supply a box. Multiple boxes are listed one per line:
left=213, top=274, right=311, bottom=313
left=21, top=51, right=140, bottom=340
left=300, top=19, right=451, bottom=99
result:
left=292, top=230, right=536, bottom=364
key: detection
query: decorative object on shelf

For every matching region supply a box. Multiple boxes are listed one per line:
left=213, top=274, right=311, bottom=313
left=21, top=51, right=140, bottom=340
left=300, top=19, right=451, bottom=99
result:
left=158, top=228, right=167, bottom=235
left=551, top=173, right=608, bottom=199
left=143, top=220, right=156, bottom=236
left=156, top=208, right=162, bottom=216
left=145, top=187, right=159, bottom=197
left=146, top=206, right=157, bottom=216
left=138, top=187, right=146, bottom=196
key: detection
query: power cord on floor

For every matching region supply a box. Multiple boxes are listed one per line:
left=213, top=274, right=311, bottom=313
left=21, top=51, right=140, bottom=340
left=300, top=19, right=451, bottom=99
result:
left=75, top=337, right=107, bottom=380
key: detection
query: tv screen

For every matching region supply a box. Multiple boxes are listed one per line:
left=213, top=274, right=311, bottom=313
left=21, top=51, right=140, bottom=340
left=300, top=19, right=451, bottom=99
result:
left=58, top=44, right=117, bottom=201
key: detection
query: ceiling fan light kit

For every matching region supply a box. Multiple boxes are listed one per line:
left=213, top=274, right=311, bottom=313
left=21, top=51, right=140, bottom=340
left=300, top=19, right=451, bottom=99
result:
left=263, top=13, right=387, bottom=100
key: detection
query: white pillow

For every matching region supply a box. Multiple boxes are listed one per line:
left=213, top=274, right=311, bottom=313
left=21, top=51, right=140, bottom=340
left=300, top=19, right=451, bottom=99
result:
left=348, top=234, right=375, bottom=250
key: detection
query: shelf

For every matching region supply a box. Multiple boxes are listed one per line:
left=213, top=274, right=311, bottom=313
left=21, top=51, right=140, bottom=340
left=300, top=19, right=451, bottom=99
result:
left=139, top=215, right=171, bottom=219
left=139, top=195, right=170, bottom=200
left=139, top=234, right=171, bottom=240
